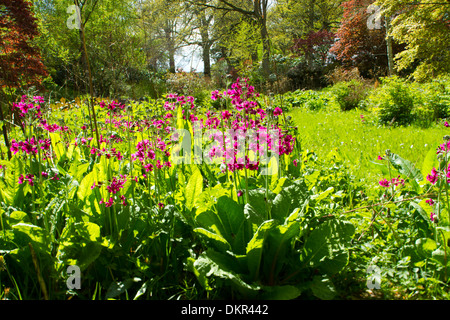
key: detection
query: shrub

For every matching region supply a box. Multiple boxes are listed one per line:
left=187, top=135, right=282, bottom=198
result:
left=332, top=79, right=370, bottom=111
left=421, top=77, right=450, bottom=120
left=365, top=76, right=416, bottom=126
left=282, top=89, right=332, bottom=111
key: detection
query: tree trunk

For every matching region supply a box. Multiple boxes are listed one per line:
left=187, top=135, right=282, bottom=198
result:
left=169, top=51, right=176, bottom=73
left=199, top=12, right=212, bottom=77
left=202, top=41, right=211, bottom=77
left=260, top=18, right=270, bottom=77
left=306, top=0, right=316, bottom=70
left=0, top=100, right=11, bottom=160
left=385, top=16, right=396, bottom=76
left=254, top=0, right=270, bottom=77
left=164, top=24, right=176, bottom=73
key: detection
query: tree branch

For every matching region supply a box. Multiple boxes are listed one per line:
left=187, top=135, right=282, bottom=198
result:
left=186, top=0, right=255, bottom=16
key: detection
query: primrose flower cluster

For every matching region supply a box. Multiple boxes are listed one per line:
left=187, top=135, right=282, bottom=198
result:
left=10, top=79, right=296, bottom=211
left=423, top=136, right=450, bottom=223
left=378, top=176, right=405, bottom=188
left=12, top=95, right=45, bottom=120
left=10, top=137, right=51, bottom=156
left=168, top=78, right=294, bottom=171
left=426, top=137, right=450, bottom=186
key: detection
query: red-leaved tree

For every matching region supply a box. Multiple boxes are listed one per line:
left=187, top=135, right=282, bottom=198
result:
left=329, top=0, right=396, bottom=78
left=0, top=0, right=48, bottom=89
left=0, top=0, right=48, bottom=159
left=292, top=30, right=336, bottom=67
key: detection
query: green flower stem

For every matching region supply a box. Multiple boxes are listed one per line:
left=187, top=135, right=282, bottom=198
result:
left=381, top=208, right=401, bottom=245
left=265, top=114, right=271, bottom=220
left=438, top=229, right=448, bottom=282
left=127, top=107, right=135, bottom=206
left=444, top=153, right=450, bottom=223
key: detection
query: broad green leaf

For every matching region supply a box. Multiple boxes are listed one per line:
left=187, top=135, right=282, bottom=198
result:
left=56, top=222, right=103, bottom=271
left=216, top=196, right=245, bottom=237
left=7, top=211, right=30, bottom=225
left=272, top=181, right=309, bottom=222
left=311, top=187, right=334, bottom=203
left=300, top=219, right=355, bottom=275
left=77, top=171, right=94, bottom=201
left=259, top=285, right=303, bottom=300
left=421, top=147, right=439, bottom=182
left=12, top=223, right=50, bottom=252
left=4, top=156, right=25, bottom=206
left=106, top=278, right=141, bottom=299
left=263, top=220, right=301, bottom=282
left=186, top=257, right=212, bottom=291
left=272, top=177, right=288, bottom=194
left=431, top=248, right=450, bottom=271
left=69, top=161, right=90, bottom=184
left=246, top=220, right=276, bottom=281
left=193, top=227, right=231, bottom=252
left=215, top=196, right=247, bottom=252
left=190, top=249, right=260, bottom=296
left=185, top=166, right=203, bottom=210
left=247, top=189, right=272, bottom=221
left=409, top=201, right=432, bottom=225
left=310, top=275, right=337, bottom=300
left=49, top=132, right=66, bottom=162
left=415, top=238, right=437, bottom=259
left=387, top=153, right=423, bottom=192
left=195, top=209, right=227, bottom=239
left=176, top=105, right=184, bottom=130
left=271, top=192, right=292, bottom=222
left=244, top=203, right=265, bottom=226
left=304, top=171, right=320, bottom=189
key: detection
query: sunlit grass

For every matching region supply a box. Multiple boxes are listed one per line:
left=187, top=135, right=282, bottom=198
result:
left=290, top=107, right=448, bottom=186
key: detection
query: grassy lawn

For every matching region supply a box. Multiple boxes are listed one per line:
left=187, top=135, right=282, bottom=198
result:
left=289, top=107, right=448, bottom=186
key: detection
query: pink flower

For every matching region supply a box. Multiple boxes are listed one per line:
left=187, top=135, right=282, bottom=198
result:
left=445, top=121, right=449, bottom=127
left=430, top=212, right=437, bottom=222
left=273, top=107, right=283, bottom=117
left=379, top=179, right=390, bottom=188
left=426, top=168, right=438, bottom=184
left=104, top=197, right=114, bottom=207
left=120, top=195, right=127, bottom=206
left=144, top=163, right=153, bottom=172
left=18, top=174, right=35, bottom=186
left=106, top=176, right=127, bottom=194
left=33, top=96, right=45, bottom=104
left=426, top=199, right=435, bottom=206
left=222, top=110, right=232, bottom=120
left=391, top=175, right=405, bottom=187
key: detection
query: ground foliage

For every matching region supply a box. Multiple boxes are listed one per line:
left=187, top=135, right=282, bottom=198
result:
left=0, top=78, right=449, bottom=300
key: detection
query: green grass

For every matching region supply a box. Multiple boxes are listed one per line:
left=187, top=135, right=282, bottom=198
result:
left=289, top=107, right=448, bottom=186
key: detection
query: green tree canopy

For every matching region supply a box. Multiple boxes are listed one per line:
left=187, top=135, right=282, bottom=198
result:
left=376, top=0, right=450, bottom=81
